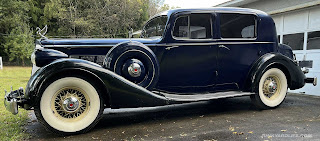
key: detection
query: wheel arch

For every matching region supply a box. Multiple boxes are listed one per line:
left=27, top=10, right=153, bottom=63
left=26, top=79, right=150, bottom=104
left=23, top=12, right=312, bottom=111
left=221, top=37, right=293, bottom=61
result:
left=243, top=53, right=305, bottom=92
left=29, top=68, right=111, bottom=108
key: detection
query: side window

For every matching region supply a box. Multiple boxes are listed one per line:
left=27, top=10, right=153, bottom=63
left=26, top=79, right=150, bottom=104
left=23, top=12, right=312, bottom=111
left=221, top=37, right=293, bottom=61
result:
left=220, top=13, right=256, bottom=39
left=173, top=14, right=212, bottom=39
left=173, top=16, right=189, bottom=38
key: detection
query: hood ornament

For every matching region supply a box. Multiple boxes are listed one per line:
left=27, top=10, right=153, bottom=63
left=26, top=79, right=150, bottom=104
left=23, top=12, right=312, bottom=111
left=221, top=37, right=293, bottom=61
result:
left=36, top=25, right=48, bottom=39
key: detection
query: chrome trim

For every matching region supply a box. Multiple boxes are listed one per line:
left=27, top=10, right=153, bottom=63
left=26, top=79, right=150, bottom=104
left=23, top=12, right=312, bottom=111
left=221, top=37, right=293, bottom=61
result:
left=128, top=62, right=142, bottom=77
left=162, top=41, right=273, bottom=47
left=218, top=45, right=230, bottom=50
left=43, top=41, right=273, bottom=48
left=301, top=67, right=309, bottom=74
left=36, top=25, right=48, bottom=39
left=165, top=46, right=179, bottom=50
left=44, top=45, right=114, bottom=48
left=4, top=97, right=18, bottom=115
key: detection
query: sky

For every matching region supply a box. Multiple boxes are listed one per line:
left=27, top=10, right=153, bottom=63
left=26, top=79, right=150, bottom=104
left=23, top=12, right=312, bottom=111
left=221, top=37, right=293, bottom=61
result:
left=164, top=0, right=232, bottom=8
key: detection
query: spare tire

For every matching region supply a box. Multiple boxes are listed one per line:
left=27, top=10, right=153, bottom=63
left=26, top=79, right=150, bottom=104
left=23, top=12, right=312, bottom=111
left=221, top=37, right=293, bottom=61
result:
left=103, top=41, right=160, bottom=90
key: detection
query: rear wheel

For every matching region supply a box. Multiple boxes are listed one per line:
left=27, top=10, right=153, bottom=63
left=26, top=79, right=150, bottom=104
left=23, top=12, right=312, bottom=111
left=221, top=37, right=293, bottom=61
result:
left=34, top=76, right=104, bottom=135
left=251, top=68, right=288, bottom=109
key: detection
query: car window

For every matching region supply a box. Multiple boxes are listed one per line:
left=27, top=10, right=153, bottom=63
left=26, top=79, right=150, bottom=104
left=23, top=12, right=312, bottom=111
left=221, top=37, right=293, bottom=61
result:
left=173, top=14, right=212, bottom=39
left=142, top=16, right=167, bottom=38
left=220, top=13, right=256, bottom=39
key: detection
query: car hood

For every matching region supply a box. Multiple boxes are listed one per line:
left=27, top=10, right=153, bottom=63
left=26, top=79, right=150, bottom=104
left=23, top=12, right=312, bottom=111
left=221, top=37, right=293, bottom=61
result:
left=40, top=38, right=162, bottom=46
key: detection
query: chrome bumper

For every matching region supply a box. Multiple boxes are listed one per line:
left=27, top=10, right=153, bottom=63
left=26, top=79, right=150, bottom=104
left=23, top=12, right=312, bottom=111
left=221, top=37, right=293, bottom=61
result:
left=4, top=87, right=24, bottom=115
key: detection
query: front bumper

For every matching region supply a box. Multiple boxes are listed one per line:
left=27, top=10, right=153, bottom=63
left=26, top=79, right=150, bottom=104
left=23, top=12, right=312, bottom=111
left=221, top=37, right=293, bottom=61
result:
left=4, top=87, right=25, bottom=115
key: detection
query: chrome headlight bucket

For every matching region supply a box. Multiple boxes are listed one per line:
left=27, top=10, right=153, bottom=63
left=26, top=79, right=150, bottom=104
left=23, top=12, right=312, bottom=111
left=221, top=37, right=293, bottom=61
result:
left=31, top=51, right=36, bottom=65
left=35, top=44, right=42, bottom=49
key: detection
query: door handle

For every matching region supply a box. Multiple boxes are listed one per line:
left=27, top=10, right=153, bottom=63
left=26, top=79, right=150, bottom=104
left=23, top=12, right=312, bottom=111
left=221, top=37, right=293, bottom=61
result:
left=165, top=46, right=179, bottom=50
left=219, top=45, right=230, bottom=50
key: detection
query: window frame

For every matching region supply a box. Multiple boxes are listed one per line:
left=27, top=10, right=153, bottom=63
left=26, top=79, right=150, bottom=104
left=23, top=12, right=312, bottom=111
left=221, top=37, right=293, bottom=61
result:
left=307, top=31, right=320, bottom=50
left=141, top=15, right=168, bottom=39
left=171, top=12, right=214, bottom=41
left=218, top=12, right=258, bottom=40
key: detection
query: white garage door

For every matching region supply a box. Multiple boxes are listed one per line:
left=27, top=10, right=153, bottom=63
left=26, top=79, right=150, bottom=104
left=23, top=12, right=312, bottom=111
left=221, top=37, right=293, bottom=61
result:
left=272, top=6, right=320, bottom=96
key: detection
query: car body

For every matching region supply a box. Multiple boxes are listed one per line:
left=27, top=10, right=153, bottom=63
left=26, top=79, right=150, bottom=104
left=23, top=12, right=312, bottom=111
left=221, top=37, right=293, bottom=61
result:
left=4, top=7, right=317, bottom=134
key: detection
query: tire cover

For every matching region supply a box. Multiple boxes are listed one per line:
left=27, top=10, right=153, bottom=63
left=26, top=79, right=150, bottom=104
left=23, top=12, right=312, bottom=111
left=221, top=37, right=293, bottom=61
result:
left=103, top=41, right=160, bottom=90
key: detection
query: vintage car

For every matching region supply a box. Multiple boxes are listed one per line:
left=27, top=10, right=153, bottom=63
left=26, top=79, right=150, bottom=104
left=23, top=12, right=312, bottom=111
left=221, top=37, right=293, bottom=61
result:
left=4, top=7, right=317, bottom=134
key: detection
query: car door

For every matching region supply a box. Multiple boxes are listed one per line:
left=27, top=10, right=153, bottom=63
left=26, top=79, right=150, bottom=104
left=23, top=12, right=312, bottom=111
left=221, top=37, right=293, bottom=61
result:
left=157, top=13, right=218, bottom=93
left=216, top=13, right=261, bottom=91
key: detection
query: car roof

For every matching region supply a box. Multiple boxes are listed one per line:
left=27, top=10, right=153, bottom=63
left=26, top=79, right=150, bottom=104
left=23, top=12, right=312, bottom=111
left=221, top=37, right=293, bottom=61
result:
left=157, top=7, right=269, bottom=17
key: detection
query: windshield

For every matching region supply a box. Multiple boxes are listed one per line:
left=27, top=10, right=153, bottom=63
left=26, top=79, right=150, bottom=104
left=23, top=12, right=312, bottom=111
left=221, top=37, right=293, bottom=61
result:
left=141, top=16, right=168, bottom=38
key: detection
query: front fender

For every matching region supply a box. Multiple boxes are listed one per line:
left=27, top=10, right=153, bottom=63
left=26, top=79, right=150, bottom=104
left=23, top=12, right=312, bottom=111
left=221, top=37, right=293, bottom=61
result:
left=25, top=58, right=168, bottom=109
left=244, top=53, right=306, bottom=92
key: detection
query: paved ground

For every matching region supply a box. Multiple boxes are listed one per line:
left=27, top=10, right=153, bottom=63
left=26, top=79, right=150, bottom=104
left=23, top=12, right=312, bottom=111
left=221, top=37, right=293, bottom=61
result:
left=25, top=93, right=320, bottom=141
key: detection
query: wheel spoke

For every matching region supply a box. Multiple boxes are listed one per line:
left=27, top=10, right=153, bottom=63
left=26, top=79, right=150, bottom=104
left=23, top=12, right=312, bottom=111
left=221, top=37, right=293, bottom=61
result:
left=52, top=87, right=88, bottom=119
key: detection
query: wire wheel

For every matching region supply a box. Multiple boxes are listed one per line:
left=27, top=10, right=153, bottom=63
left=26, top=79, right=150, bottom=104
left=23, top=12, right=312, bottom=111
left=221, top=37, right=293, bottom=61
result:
left=262, top=75, right=281, bottom=100
left=37, top=77, right=103, bottom=133
left=51, top=87, right=90, bottom=121
left=251, top=68, right=288, bottom=109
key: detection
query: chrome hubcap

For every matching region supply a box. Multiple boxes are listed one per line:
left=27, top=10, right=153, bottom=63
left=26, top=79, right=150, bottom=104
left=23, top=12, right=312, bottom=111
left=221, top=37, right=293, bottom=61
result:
left=263, top=76, right=279, bottom=98
left=63, top=97, right=80, bottom=112
left=128, top=63, right=142, bottom=77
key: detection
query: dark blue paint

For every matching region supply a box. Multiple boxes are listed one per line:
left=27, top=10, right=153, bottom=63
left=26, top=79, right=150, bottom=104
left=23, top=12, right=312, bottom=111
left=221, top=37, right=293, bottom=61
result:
left=36, top=7, right=301, bottom=95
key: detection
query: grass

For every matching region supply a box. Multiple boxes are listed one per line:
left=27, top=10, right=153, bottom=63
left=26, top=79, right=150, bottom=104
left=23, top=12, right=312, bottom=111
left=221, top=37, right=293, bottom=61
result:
left=0, top=66, right=32, bottom=140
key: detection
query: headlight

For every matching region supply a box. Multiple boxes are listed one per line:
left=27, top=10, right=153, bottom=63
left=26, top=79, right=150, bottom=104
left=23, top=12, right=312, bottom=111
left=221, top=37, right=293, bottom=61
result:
left=35, top=44, right=42, bottom=49
left=31, top=52, right=36, bottom=65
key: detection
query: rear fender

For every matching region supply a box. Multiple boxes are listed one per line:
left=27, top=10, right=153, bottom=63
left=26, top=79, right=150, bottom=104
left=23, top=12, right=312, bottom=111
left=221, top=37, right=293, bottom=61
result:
left=244, top=53, right=306, bottom=92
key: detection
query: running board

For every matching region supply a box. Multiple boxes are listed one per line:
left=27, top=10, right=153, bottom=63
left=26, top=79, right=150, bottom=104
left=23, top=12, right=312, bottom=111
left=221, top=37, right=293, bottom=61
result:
left=161, top=91, right=254, bottom=102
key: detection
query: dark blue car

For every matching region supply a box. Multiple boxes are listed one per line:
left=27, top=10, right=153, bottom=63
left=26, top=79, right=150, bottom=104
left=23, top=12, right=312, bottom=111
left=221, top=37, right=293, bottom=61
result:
left=4, top=7, right=317, bottom=134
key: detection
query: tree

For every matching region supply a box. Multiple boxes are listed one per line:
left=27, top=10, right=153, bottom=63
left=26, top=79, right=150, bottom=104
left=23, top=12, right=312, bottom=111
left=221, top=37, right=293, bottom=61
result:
left=0, top=0, right=34, bottom=65
left=0, top=0, right=169, bottom=65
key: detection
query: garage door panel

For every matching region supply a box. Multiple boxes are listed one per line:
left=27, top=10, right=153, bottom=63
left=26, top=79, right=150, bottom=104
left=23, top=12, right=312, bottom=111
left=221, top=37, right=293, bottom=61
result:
left=283, top=11, right=308, bottom=33
left=272, top=16, right=282, bottom=34
left=309, top=8, right=320, bottom=29
left=306, top=53, right=320, bottom=72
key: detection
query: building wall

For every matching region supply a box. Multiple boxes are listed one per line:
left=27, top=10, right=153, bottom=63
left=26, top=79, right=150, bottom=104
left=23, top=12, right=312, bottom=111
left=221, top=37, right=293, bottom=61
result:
left=271, top=5, right=320, bottom=96
left=240, top=0, right=316, bottom=13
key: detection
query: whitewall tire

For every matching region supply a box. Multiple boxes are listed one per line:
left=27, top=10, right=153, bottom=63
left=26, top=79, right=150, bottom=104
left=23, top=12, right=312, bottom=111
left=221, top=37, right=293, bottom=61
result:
left=35, top=77, right=103, bottom=134
left=251, top=68, right=288, bottom=109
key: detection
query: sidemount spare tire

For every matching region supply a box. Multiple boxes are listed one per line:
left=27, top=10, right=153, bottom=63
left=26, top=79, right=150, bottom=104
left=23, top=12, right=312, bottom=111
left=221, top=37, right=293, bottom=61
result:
left=103, top=41, right=160, bottom=90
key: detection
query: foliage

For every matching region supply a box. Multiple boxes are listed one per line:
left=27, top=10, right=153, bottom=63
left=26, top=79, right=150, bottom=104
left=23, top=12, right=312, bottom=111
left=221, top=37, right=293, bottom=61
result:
left=0, top=0, right=35, bottom=66
left=0, top=0, right=172, bottom=64
left=0, top=67, right=32, bottom=140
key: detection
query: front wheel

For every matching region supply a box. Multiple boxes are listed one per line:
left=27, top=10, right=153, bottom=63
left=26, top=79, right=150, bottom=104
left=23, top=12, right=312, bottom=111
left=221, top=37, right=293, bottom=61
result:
left=34, top=76, right=104, bottom=135
left=251, top=68, right=288, bottom=109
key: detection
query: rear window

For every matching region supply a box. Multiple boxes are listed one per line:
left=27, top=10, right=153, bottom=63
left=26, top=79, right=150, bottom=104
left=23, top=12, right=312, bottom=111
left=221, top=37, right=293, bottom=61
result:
left=220, top=13, right=257, bottom=39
